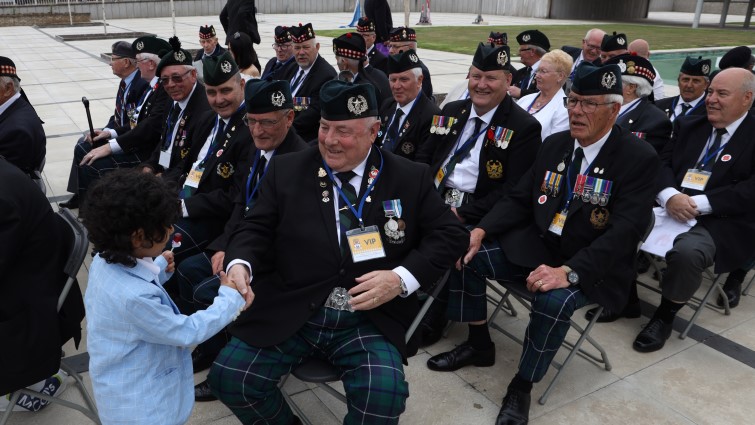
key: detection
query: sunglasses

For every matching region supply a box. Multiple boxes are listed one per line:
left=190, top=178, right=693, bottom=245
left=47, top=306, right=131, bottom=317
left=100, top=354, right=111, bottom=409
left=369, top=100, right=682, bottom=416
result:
left=159, top=69, right=192, bottom=85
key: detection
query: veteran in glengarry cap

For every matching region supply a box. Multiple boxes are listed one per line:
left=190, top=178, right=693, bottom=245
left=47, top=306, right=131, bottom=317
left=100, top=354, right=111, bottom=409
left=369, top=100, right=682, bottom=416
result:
left=208, top=80, right=467, bottom=425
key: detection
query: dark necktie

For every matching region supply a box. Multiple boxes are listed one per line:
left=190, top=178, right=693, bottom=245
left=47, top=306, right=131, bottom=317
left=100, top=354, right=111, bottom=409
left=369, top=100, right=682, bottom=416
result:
left=701, top=128, right=727, bottom=172
left=521, top=67, right=532, bottom=89
left=255, top=155, right=267, bottom=185
left=336, top=171, right=358, bottom=253
left=213, top=120, right=226, bottom=147
left=290, top=69, right=305, bottom=91
left=437, top=117, right=483, bottom=192
left=163, top=103, right=181, bottom=149
left=383, top=108, right=405, bottom=152
left=680, top=103, right=692, bottom=116
left=568, top=147, right=584, bottom=188
left=115, top=80, right=126, bottom=127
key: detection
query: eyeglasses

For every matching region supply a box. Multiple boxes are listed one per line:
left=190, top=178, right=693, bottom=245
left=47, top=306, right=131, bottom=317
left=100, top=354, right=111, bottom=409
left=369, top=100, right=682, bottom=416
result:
left=535, top=68, right=555, bottom=75
left=272, top=43, right=293, bottom=50
left=243, top=115, right=282, bottom=129
left=583, top=41, right=602, bottom=51
left=159, top=69, right=192, bottom=85
left=110, top=55, right=128, bottom=63
left=518, top=48, right=533, bottom=54
left=136, top=58, right=151, bottom=64
left=564, top=97, right=615, bottom=113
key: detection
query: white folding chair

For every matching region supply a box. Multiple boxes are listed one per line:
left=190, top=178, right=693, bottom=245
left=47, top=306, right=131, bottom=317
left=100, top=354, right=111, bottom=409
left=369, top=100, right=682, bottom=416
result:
left=0, top=208, right=100, bottom=424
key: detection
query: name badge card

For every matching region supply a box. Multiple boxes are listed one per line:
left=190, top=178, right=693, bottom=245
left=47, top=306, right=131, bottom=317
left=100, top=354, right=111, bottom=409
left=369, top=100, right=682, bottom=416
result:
left=159, top=150, right=171, bottom=168
left=346, top=225, right=386, bottom=263
left=681, top=169, right=711, bottom=191
left=548, top=212, right=567, bottom=236
left=184, top=168, right=203, bottom=189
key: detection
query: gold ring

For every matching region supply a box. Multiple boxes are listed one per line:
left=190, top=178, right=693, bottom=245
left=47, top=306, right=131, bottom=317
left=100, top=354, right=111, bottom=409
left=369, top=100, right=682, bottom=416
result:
left=536, top=280, right=544, bottom=288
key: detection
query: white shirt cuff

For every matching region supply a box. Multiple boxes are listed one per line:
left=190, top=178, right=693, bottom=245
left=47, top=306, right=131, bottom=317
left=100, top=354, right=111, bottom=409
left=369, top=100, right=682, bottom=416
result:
left=393, top=266, right=419, bottom=298
left=108, top=139, right=123, bottom=154
left=690, top=194, right=712, bottom=215
left=181, top=199, right=189, bottom=218
left=227, top=259, right=253, bottom=283
left=657, top=187, right=681, bottom=208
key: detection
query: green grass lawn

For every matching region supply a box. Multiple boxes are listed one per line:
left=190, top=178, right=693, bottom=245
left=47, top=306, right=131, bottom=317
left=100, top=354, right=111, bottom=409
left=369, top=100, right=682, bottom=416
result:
left=318, top=24, right=755, bottom=54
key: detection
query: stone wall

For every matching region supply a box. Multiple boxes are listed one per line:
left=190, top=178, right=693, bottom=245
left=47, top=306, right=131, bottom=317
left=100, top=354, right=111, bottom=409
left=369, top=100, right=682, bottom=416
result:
left=0, top=11, right=89, bottom=26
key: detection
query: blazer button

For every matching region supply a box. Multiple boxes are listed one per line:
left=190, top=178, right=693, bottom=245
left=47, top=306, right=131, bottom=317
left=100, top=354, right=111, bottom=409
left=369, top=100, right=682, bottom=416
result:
left=309, top=302, right=317, bottom=311
left=339, top=269, right=346, bottom=276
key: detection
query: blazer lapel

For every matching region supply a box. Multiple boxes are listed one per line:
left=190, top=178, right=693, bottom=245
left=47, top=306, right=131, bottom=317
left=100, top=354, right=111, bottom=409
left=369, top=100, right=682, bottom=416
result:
left=567, top=127, right=621, bottom=217
left=314, top=153, right=342, bottom=259
left=709, top=116, right=755, bottom=186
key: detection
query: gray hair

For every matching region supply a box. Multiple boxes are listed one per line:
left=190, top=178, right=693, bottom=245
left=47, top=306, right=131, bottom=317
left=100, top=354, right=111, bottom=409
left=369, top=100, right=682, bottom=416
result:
left=743, top=71, right=755, bottom=107
left=137, top=52, right=159, bottom=65
left=622, top=75, right=653, bottom=98
left=605, top=94, right=624, bottom=106
left=0, top=75, right=20, bottom=95
left=411, top=67, right=422, bottom=79
left=532, top=46, right=547, bottom=57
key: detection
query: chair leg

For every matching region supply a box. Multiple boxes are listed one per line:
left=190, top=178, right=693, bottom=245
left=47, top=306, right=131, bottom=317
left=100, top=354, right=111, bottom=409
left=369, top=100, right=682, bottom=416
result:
left=0, top=391, right=22, bottom=425
left=680, top=274, right=726, bottom=339
left=743, top=272, right=755, bottom=296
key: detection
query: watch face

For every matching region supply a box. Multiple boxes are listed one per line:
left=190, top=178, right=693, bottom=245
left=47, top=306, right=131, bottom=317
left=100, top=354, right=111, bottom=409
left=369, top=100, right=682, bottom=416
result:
left=568, top=271, right=579, bottom=284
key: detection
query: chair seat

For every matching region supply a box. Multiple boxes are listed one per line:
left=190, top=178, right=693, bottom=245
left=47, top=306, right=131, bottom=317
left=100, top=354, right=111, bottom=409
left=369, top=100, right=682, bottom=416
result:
left=291, top=358, right=340, bottom=383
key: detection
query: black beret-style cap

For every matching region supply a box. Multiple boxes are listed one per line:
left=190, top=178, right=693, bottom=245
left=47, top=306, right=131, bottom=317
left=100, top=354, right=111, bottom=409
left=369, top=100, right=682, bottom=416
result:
left=156, top=36, right=193, bottom=75
left=357, top=17, right=376, bottom=33
left=274, top=26, right=292, bottom=44
left=488, top=32, right=508, bottom=46
left=0, top=56, right=19, bottom=81
left=320, top=80, right=378, bottom=121
left=203, top=51, right=239, bottom=86
left=389, top=27, right=417, bottom=42
left=333, top=33, right=366, bottom=60
left=132, top=36, right=171, bottom=57
left=603, top=53, right=656, bottom=85
left=600, top=32, right=628, bottom=53
left=472, top=42, right=511, bottom=72
left=112, top=41, right=136, bottom=59
left=289, top=23, right=316, bottom=43
left=245, top=79, right=293, bottom=114
left=719, top=46, right=753, bottom=70
left=199, top=25, right=216, bottom=39
left=387, top=49, right=422, bottom=75
left=571, top=62, right=623, bottom=96
left=516, top=30, right=550, bottom=51
left=680, top=56, right=712, bottom=77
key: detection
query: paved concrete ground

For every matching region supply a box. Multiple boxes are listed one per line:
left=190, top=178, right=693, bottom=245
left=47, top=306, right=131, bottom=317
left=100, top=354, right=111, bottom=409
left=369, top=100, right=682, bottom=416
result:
left=3, top=9, right=755, bottom=425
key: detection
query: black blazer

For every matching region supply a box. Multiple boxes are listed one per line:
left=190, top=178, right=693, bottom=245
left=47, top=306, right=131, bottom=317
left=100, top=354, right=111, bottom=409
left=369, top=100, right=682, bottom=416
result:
left=356, top=65, right=391, bottom=107
left=378, top=93, right=440, bottom=161
left=655, top=95, right=708, bottom=122
left=116, top=82, right=170, bottom=158
left=419, top=60, right=434, bottom=100
left=0, top=96, right=45, bottom=175
left=145, top=83, right=211, bottom=182
left=424, top=96, right=542, bottom=224
left=194, top=44, right=227, bottom=62
left=658, top=114, right=755, bottom=272
left=562, top=46, right=601, bottom=67
left=285, top=55, right=337, bottom=142
left=0, top=158, right=84, bottom=395
left=105, top=70, right=150, bottom=131
left=207, top=128, right=308, bottom=252
left=368, top=47, right=388, bottom=74
left=617, top=98, right=672, bottom=154
left=261, top=56, right=296, bottom=80
left=181, top=107, right=251, bottom=220
left=224, top=147, right=468, bottom=359
left=478, top=126, right=660, bottom=311
left=219, top=0, right=260, bottom=45
left=513, top=66, right=539, bottom=98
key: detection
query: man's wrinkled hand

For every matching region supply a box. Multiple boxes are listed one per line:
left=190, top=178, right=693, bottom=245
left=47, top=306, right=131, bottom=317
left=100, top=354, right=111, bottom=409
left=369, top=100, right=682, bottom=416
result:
left=348, top=270, right=402, bottom=310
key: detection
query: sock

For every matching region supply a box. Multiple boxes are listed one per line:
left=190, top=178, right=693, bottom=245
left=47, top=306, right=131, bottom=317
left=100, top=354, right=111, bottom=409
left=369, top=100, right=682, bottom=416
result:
left=467, top=323, right=493, bottom=350
left=508, top=374, right=533, bottom=394
left=724, top=269, right=746, bottom=289
left=654, top=297, right=685, bottom=323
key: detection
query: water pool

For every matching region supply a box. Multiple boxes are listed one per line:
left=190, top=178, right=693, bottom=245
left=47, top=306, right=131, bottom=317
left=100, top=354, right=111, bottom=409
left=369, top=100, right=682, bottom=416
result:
left=651, top=47, right=754, bottom=85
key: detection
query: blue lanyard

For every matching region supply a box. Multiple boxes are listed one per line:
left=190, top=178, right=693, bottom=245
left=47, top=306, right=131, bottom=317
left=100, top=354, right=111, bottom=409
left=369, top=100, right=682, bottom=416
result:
left=323, top=148, right=384, bottom=229
left=198, top=103, right=245, bottom=168
left=382, top=90, right=422, bottom=145
left=245, top=149, right=275, bottom=206
left=453, top=123, right=487, bottom=157
left=617, top=99, right=641, bottom=119
left=671, top=97, right=703, bottom=119
left=525, top=93, right=540, bottom=114
left=562, top=153, right=596, bottom=211
left=697, top=131, right=727, bottom=169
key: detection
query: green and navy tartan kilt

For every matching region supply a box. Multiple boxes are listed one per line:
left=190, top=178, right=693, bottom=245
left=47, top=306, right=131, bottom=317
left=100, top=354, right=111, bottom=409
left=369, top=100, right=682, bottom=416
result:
left=208, top=306, right=409, bottom=425
left=446, top=238, right=529, bottom=322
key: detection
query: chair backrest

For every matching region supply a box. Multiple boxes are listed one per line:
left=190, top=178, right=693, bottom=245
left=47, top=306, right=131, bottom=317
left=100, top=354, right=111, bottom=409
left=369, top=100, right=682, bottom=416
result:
left=56, top=208, right=89, bottom=312
left=640, top=210, right=655, bottom=247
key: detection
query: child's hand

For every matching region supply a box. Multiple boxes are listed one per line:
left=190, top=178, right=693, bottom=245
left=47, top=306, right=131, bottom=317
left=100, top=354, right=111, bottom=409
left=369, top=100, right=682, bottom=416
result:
left=161, top=250, right=175, bottom=273
left=219, top=271, right=254, bottom=310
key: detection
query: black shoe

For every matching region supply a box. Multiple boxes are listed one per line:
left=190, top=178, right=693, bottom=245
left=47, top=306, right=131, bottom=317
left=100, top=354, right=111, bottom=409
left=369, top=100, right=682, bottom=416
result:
left=584, top=301, right=641, bottom=323
left=426, top=342, right=495, bottom=372
left=495, top=387, right=530, bottom=425
left=192, top=348, right=216, bottom=373
left=59, top=195, right=79, bottom=209
left=716, top=280, right=742, bottom=309
left=418, top=301, right=449, bottom=348
left=194, top=380, right=217, bottom=402
left=633, top=317, right=673, bottom=353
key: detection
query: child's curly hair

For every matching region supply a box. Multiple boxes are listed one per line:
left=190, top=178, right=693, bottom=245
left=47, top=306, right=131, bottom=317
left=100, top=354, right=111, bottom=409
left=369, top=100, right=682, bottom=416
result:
left=82, top=169, right=180, bottom=267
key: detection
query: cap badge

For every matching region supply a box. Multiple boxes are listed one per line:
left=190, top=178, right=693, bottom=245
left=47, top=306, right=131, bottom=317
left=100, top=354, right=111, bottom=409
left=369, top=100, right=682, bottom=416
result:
left=497, top=51, right=508, bottom=66
left=626, top=61, right=636, bottom=75
left=174, top=51, right=186, bottom=62
left=617, top=60, right=626, bottom=73
left=409, top=53, right=419, bottom=63
left=617, top=37, right=626, bottom=46
left=136, top=41, right=144, bottom=51
left=220, top=61, right=232, bottom=73
left=702, top=64, right=710, bottom=74
left=402, top=29, right=407, bottom=39
left=601, top=72, right=617, bottom=89
left=522, top=34, right=531, bottom=42
left=271, top=91, right=285, bottom=107
left=347, top=95, right=368, bottom=116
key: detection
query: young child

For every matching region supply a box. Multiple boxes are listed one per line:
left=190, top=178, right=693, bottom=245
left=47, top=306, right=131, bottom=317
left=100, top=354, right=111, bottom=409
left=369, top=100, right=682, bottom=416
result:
left=82, top=170, right=253, bottom=425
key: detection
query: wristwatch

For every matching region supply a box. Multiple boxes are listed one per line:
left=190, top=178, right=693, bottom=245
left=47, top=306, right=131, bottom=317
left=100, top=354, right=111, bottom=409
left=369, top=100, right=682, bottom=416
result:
left=398, top=277, right=408, bottom=296
left=562, top=265, right=579, bottom=286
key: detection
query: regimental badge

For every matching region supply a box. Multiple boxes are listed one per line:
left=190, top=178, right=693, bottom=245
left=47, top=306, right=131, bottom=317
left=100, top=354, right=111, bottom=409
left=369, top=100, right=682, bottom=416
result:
left=486, top=160, right=503, bottom=179
left=308, top=28, right=313, bottom=37
left=318, top=167, right=327, bottom=178
left=401, top=142, right=414, bottom=155
left=347, top=95, right=368, bottom=116
left=220, top=61, right=232, bottom=73
left=617, top=36, right=626, bottom=46
left=590, top=207, right=610, bottom=230
left=601, top=72, right=617, bottom=89
left=617, top=60, right=627, bottom=73
left=702, top=64, right=710, bottom=75
left=217, top=162, right=234, bottom=178
left=174, top=51, right=186, bottom=62
left=409, top=53, right=419, bottom=63
left=522, top=34, right=531, bottom=42
left=497, top=50, right=508, bottom=66
left=136, top=41, right=144, bottom=51
left=627, top=61, right=636, bottom=75
left=271, top=91, right=285, bottom=107
left=402, top=29, right=407, bottom=39
left=180, top=147, right=190, bottom=159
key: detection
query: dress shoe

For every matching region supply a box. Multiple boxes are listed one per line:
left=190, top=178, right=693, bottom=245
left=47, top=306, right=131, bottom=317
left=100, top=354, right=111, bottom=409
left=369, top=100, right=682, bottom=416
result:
left=191, top=348, right=215, bottom=373
left=495, top=388, right=530, bottom=425
left=427, top=342, right=494, bottom=371
left=194, top=380, right=217, bottom=402
left=584, top=301, right=641, bottom=323
left=59, top=195, right=79, bottom=209
left=633, top=317, right=673, bottom=353
left=716, top=280, right=742, bottom=309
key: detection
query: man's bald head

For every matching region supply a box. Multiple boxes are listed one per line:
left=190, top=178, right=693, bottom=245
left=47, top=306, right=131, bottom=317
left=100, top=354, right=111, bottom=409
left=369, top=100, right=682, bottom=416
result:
left=628, top=39, right=650, bottom=59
